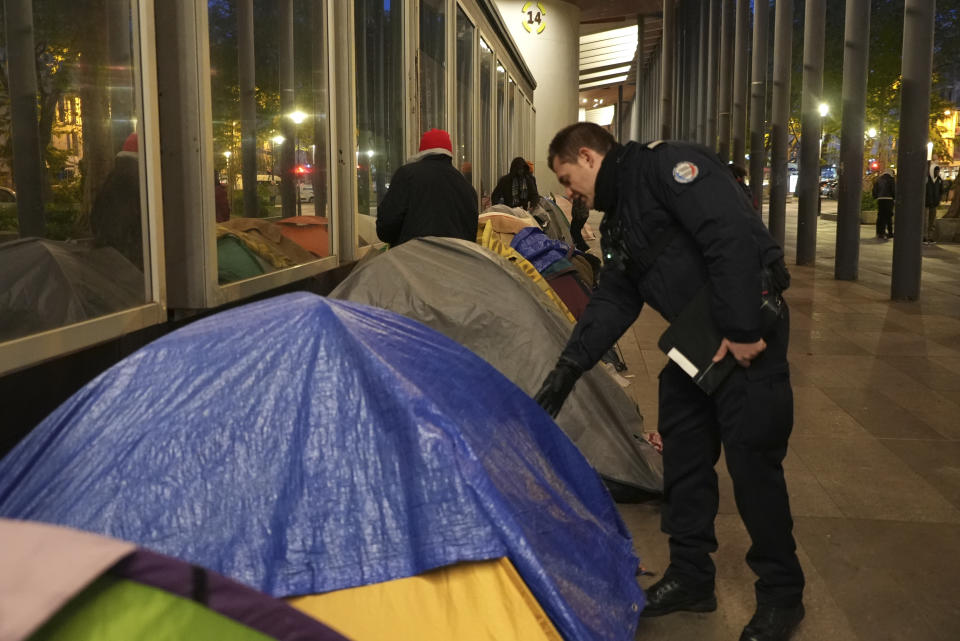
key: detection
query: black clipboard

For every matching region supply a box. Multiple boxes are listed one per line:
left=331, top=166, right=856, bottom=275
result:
left=657, top=285, right=736, bottom=394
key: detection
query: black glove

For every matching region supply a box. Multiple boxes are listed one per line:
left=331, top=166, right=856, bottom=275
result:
left=533, top=357, right=583, bottom=418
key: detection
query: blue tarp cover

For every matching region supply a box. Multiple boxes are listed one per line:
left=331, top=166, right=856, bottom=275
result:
left=0, top=293, right=644, bottom=641
left=510, top=226, right=575, bottom=272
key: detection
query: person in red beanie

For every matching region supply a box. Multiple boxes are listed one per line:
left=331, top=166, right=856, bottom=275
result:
left=90, top=132, right=144, bottom=267
left=376, top=128, right=478, bottom=246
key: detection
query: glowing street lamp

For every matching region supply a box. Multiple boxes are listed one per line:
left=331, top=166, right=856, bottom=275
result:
left=818, top=103, right=830, bottom=118
left=287, top=110, right=307, bottom=125
left=272, top=135, right=286, bottom=145
left=867, top=127, right=877, bottom=138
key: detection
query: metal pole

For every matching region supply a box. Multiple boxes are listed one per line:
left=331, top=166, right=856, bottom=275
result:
left=687, top=3, right=699, bottom=141
left=660, top=0, right=675, bottom=139
left=768, top=0, right=793, bottom=246
left=279, top=0, right=296, bottom=218
left=617, top=83, right=624, bottom=141
left=633, top=16, right=644, bottom=141
left=796, top=0, right=826, bottom=265
left=717, top=0, right=734, bottom=159
left=3, top=0, right=45, bottom=237
left=749, top=0, right=769, bottom=215
left=238, top=0, right=258, bottom=219
left=835, top=0, right=871, bottom=281
left=706, top=0, right=721, bottom=150
left=697, top=0, right=709, bottom=144
left=678, top=1, right=688, bottom=140
left=891, top=0, right=936, bottom=300
left=732, top=0, right=749, bottom=167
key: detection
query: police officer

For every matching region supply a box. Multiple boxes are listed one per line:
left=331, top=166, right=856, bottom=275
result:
left=534, top=123, right=804, bottom=641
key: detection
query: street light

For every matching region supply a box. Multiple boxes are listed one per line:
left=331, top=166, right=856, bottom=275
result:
left=818, top=103, right=830, bottom=118
left=867, top=127, right=877, bottom=138
left=286, top=111, right=308, bottom=215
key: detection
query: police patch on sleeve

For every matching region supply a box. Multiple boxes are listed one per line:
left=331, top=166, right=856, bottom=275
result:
left=672, top=161, right=699, bottom=184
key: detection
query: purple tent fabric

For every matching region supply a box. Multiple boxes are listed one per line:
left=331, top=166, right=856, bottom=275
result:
left=510, top=227, right=572, bottom=272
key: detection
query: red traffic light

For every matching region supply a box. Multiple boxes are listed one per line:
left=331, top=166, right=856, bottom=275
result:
left=295, top=165, right=308, bottom=175
left=869, top=161, right=880, bottom=171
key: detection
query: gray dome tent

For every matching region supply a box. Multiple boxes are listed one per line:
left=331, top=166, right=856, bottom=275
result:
left=331, top=237, right=662, bottom=495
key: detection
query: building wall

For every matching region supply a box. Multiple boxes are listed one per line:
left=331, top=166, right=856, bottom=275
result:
left=496, top=1, right=580, bottom=198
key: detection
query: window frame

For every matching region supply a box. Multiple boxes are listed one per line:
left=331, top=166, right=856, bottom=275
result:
left=0, top=0, right=168, bottom=377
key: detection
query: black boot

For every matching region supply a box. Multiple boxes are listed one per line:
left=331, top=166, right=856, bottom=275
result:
left=639, top=575, right=717, bottom=617
left=739, top=603, right=805, bottom=641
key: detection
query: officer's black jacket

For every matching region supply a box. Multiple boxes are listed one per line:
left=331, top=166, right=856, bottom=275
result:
left=376, top=153, right=479, bottom=246
left=561, top=141, right=784, bottom=371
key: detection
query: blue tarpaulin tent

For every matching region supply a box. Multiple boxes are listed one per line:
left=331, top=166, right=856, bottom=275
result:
left=0, top=293, right=645, bottom=641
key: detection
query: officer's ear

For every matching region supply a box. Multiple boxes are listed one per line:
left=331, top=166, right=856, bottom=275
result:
left=578, top=147, right=595, bottom=168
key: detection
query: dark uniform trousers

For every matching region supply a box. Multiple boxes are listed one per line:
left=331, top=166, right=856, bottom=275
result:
left=657, top=303, right=804, bottom=607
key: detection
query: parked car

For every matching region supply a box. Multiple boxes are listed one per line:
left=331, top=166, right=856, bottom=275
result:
left=298, top=182, right=314, bottom=203
left=819, top=179, right=838, bottom=199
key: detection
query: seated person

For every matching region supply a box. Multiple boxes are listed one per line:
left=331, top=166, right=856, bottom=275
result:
left=492, top=157, right=539, bottom=210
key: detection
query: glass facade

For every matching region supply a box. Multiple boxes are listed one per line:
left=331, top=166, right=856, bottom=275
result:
left=419, top=0, right=446, bottom=132
left=0, top=0, right=149, bottom=342
left=455, top=7, right=474, bottom=185
left=0, top=0, right=537, bottom=371
left=479, top=39, right=494, bottom=207
left=355, top=0, right=404, bottom=219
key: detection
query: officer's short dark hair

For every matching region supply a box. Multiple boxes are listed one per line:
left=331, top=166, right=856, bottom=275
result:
left=548, top=123, right=616, bottom=170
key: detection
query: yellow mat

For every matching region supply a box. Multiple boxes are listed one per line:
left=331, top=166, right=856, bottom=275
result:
left=288, top=558, right=562, bottom=641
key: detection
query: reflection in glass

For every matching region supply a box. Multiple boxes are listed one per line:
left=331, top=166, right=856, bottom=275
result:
left=455, top=8, right=474, bottom=189
left=208, top=0, right=331, bottom=283
left=508, top=78, right=516, bottom=164
left=356, top=0, right=404, bottom=222
left=419, top=0, right=445, bottom=131
left=496, top=61, right=506, bottom=177
left=479, top=40, right=493, bottom=208
left=0, top=0, right=149, bottom=342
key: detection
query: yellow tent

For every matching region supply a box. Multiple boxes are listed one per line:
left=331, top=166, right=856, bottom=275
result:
left=289, top=558, right=562, bottom=641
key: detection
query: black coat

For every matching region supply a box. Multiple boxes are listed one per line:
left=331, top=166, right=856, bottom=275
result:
left=376, top=154, right=478, bottom=246
left=560, top=141, right=783, bottom=370
left=926, top=174, right=943, bottom=207
left=491, top=173, right=539, bottom=210
left=872, top=173, right=895, bottom=200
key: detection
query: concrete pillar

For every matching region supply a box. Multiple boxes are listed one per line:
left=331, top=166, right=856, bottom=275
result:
left=732, top=0, right=749, bottom=167
left=891, top=0, right=936, bottom=300
left=661, top=0, right=675, bottom=139
left=749, top=0, right=769, bottom=214
left=497, top=1, right=579, bottom=196
left=796, top=0, right=825, bottom=266
left=768, top=0, right=793, bottom=247
left=717, top=0, right=734, bottom=160
left=835, top=0, right=870, bottom=281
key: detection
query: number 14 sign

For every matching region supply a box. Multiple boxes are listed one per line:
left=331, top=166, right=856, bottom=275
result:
left=522, top=1, right=546, bottom=34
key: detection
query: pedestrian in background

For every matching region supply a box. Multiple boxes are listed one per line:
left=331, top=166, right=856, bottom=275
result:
left=924, top=162, right=943, bottom=245
left=872, top=169, right=895, bottom=240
